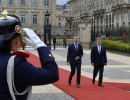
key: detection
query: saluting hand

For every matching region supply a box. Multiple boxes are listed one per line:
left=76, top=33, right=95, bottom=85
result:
left=22, top=28, right=46, bottom=49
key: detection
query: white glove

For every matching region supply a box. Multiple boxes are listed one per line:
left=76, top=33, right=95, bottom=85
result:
left=22, top=28, right=46, bottom=49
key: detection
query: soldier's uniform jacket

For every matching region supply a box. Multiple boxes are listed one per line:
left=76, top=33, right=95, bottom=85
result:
left=0, top=9, right=59, bottom=99
left=0, top=47, right=59, bottom=100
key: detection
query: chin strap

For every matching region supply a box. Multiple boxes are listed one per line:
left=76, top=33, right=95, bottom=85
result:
left=7, top=55, right=32, bottom=100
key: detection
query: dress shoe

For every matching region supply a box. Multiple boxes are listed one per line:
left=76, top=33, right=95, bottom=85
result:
left=76, top=84, right=80, bottom=88
left=92, top=79, right=95, bottom=84
left=99, top=85, right=104, bottom=87
left=68, top=80, right=71, bottom=85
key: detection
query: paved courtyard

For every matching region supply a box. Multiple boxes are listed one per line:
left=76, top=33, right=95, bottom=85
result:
left=27, top=46, right=130, bottom=100
left=50, top=47, right=130, bottom=83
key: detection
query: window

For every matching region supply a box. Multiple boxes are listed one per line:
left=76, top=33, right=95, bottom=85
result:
left=106, top=15, right=108, bottom=24
left=8, top=0, right=13, bottom=5
left=116, top=23, right=119, bottom=28
left=106, top=3, right=108, bottom=9
left=109, top=24, right=111, bottom=29
left=116, top=15, right=119, bottom=23
left=112, top=24, right=114, bottom=28
left=65, top=23, right=68, bottom=27
left=117, top=0, right=119, bottom=5
left=97, top=5, right=99, bottom=10
left=106, top=25, right=108, bottom=29
left=109, top=2, right=111, bottom=9
left=58, top=23, right=61, bottom=27
left=112, top=1, right=114, bottom=6
left=101, top=4, right=103, bottom=9
left=112, top=14, right=114, bottom=23
left=128, top=22, right=130, bottom=27
left=20, top=14, right=26, bottom=24
left=109, top=15, right=111, bottom=23
left=32, top=15, right=37, bottom=24
left=0, top=11, right=2, bottom=17
left=44, top=0, right=49, bottom=6
left=129, top=0, right=130, bottom=4
left=0, top=0, right=2, bottom=4
left=101, top=16, right=103, bottom=24
left=128, top=12, right=130, bottom=21
left=21, top=0, right=26, bottom=5
left=32, top=0, right=37, bottom=6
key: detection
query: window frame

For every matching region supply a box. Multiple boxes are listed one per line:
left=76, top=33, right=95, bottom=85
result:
left=32, top=0, right=38, bottom=6
left=20, top=0, right=26, bottom=5
left=8, top=0, right=14, bottom=5
left=44, top=0, right=49, bottom=6
left=0, top=0, right=2, bottom=4
left=32, top=14, right=38, bottom=24
left=20, top=14, right=26, bottom=24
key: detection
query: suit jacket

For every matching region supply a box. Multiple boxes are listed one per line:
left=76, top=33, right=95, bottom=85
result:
left=53, top=37, right=56, bottom=44
left=0, top=47, right=59, bottom=100
left=67, top=43, right=83, bottom=64
left=91, top=45, right=107, bottom=66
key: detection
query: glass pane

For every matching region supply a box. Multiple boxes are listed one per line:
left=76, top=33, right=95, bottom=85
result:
left=9, top=0, right=13, bottom=5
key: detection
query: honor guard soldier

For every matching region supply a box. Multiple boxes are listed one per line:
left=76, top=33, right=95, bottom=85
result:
left=0, top=8, right=59, bottom=100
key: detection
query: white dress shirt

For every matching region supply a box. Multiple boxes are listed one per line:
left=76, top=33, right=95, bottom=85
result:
left=74, top=43, right=78, bottom=50
left=97, top=44, right=101, bottom=53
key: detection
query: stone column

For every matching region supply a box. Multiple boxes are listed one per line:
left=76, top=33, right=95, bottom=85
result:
left=119, top=14, right=122, bottom=27
left=114, top=13, right=117, bottom=28
left=79, top=22, right=91, bottom=44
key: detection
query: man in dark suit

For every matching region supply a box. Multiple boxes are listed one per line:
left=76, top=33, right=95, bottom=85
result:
left=91, top=37, right=107, bottom=87
left=67, top=35, right=83, bottom=88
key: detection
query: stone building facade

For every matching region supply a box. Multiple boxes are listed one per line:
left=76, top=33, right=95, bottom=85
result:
left=56, top=4, right=69, bottom=35
left=0, top=0, right=57, bottom=36
left=68, top=0, right=130, bottom=42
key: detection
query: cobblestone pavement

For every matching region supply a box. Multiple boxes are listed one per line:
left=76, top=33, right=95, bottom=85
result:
left=30, top=85, right=74, bottom=100
left=27, top=46, right=130, bottom=100
left=31, top=93, right=73, bottom=100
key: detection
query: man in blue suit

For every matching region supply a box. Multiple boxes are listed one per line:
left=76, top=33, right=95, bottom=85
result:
left=91, top=37, right=107, bottom=87
left=67, top=35, right=83, bottom=88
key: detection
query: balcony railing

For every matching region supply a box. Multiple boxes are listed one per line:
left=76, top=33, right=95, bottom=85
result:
left=80, top=13, right=88, bottom=20
left=111, top=4, right=130, bottom=11
left=66, top=16, right=73, bottom=23
left=93, top=9, right=106, bottom=15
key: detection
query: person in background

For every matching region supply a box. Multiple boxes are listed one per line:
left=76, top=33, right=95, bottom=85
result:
left=53, top=36, right=56, bottom=50
left=46, top=38, right=51, bottom=50
left=0, top=9, right=59, bottom=100
left=67, top=35, right=83, bottom=88
left=91, top=37, right=107, bottom=87
left=109, top=34, right=112, bottom=40
left=122, top=34, right=127, bottom=43
left=63, top=37, right=67, bottom=48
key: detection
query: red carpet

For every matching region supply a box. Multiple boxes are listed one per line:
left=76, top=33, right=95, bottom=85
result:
left=27, top=53, right=130, bottom=100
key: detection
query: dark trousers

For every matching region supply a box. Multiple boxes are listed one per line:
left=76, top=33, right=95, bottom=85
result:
left=63, top=43, right=66, bottom=48
left=93, top=63, right=104, bottom=85
left=53, top=43, right=56, bottom=50
left=69, top=62, right=81, bottom=85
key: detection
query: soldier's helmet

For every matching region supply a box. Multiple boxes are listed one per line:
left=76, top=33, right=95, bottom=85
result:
left=0, top=8, right=22, bottom=42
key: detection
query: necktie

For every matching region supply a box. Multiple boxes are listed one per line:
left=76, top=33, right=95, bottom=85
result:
left=75, top=44, right=78, bottom=51
left=98, top=45, right=101, bottom=53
